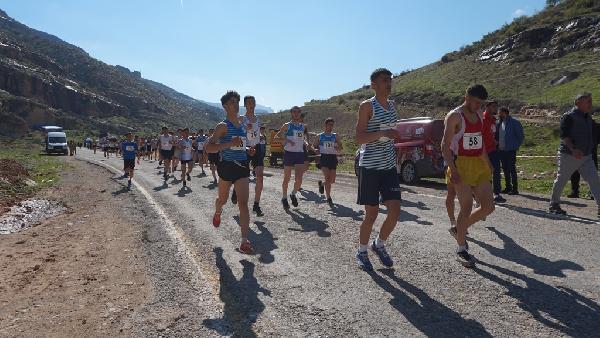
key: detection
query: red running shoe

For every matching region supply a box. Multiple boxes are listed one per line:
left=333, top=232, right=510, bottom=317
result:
left=239, top=240, right=254, bottom=255
left=212, top=212, right=221, bottom=228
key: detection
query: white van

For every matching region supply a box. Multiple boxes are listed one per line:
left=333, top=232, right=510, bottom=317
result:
left=45, top=131, right=68, bottom=155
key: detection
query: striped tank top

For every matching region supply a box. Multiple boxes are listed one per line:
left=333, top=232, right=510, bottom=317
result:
left=358, top=97, right=397, bottom=170
left=284, top=122, right=305, bottom=153
left=220, top=119, right=247, bottom=162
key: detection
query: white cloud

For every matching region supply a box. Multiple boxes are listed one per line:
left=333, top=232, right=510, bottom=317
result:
left=513, top=8, right=527, bottom=17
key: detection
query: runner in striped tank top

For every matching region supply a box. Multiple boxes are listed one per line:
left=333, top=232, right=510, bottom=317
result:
left=205, top=90, right=256, bottom=255
left=441, top=84, right=495, bottom=268
left=313, top=117, right=343, bottom=206
left=354, top=68, right=401, bottom=272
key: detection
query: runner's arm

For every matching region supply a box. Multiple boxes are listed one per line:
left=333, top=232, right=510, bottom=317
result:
left=335, top=135, right=343, bottom=152
left=356, top=100, right=392, bottom=144
left=204, top=123, right=235, bottom=153
left=442, top=112, right=459, bottom=173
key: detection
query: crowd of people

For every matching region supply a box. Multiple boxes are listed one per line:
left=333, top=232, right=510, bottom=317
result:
left=82, top=68, right=595, bottom=270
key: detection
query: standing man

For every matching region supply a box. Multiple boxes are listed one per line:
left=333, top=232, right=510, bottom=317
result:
left=483, top=101, right=506, bottom=203
left=205, top=90, right=255, bottom=254
left=568, top=120, right=599, bottom=198
left=355, top=68, right=401, bottom=271
left=159, top=127, right=175, bottom=180
left=121, top=132, right=137, bottom=190
left=496, top=107, right=524, bottom=195
left=442, top=84, right=495, bottom=268
left=549, top=93, right=600, bottom=216
left=314, top=117, right=342, bottom=206
left=241, top=95, right=265, bottom=217
left=178, top=128, right=194, bottom=187
left=275, top=106, right=308, bottom=210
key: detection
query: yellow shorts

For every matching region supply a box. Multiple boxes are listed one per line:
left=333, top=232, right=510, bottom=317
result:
left=446, top=156, right=492, bottom=187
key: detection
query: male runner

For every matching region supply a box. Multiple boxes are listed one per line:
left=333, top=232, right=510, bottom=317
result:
left=159, top=127, right=175, bottom=180
left=441, top=84, right=495, bottom=268
left=195, top=129, right=208, bottom=176
left=205, top=90, right=255, bottom=254
left=241, top=95, right=265, bottom=217
left=121, top=132, right=137, bottom=190
left=275, top=106, right=308, bottom=209
left=172, top=129, right=182, bottom=173
left=314, top=117, right=342, bottom=206
left=178, top=128, right=194, bottom=186
left=207, top=128, right=220, bottom=184
left=355, top=68, right=401, bottom=271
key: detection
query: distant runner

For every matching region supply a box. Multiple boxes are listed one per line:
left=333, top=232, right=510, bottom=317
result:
left=121, top=132, right=138, bottom=190
left=195, top=129, right=208, bottom=176
left=178, top=128, right=194, bottom=187
left=207, top=128, right=220, bottom=184
left=159, top=127, right=175, bottom=180
left=314, top=117, right=342, bottom=206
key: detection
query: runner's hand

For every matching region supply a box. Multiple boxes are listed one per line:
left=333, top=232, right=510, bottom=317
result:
left=382, top=129, right=397, bottom=139
left=230, top=136, right=243, bottom=148
left=248, top=146, right=256, bottom=156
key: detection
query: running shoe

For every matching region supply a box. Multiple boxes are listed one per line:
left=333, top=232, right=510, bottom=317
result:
left=456, top=250, right=476, bottom=268
left=448, top=227, right=469, bottom=249
left=493, top=195, right=506, bottom=203
left=124, top=172, right=129, bottom=178
left=567, top=191, right=580, bottom=198
left=282, top=198, right=290, bottom=210
left=213, top=178, right=218, bottom=185
left=371, top=241, right=393, bottom=267
left=239, top=240, right=254, bottom=255
left=127, top=180, right=132, bottom=190
left=290, top=194, right=298, bottom=207
left=549, top=204, right=567, bottom=215
left=356, top=251, right=373, bottom=271
left=318, top=180, right=324, bottom=194
left=187, top=174, right=191, bottom=181
left=253, top=203, right=264, bottom=217
left=326, top=197, right=334, bottom=207
left=212, top=212, right=221, bottom=228
left=231, top=190, right=237, bottom=205
left=163, top=173, right=168, bottom=181
left=183, top=180, right=187, bottom=187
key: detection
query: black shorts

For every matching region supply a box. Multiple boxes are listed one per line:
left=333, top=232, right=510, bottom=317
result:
left=160, top=149, right=173, bottom=160
left=123, top=159, right=136, bottom=170
left=357, top=167, right=401, bottom=206
left=181, top=159, right=193, bottom=164
left=319, top=154, right=338, bottom=170
left=146, top=145, right=152, bottom=152
left=208, top=153, right=220, bottom=165
left=217, top=160, right=250, bottom=183
left=248, top=151, right=265, bottom=168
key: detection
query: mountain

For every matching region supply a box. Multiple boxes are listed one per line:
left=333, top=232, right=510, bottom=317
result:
left=0, top=9, right=224, bottom=137
left=201, top=100, right=274, bottom=115
left=263, top=0, right=600, bottom=137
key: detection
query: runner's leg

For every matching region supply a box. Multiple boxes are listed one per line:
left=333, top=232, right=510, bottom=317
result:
left=234, top=178, right=250, bottom=240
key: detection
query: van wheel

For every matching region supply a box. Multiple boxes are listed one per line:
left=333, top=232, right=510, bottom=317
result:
left=401, top=161, right=418, bottom=184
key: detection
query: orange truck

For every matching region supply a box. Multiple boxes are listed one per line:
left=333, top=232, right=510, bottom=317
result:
left=268, top=129, right=284, bottom=166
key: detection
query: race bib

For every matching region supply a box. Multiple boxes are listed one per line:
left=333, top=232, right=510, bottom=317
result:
left=197, top=141, right=205, bottom=149
left=323, top=141, right=335, bottom=149
left=248, top=130, right=259, bottom=140
left=231, top=137, right=247, bottom=151
left=294, top=131, right=304, bottom=139
left=462, top=132, right=483, bottom=150
left=125, top=145, right=134, bottom=151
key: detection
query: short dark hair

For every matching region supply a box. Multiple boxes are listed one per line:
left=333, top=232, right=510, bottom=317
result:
left=466, top=84, right=488, bottom=100
left=244, top=95, right=255, bottom=104
left=182, top=127, right=189, bottom=132
left=221, top=90, right=241, bottom=105
left=325, top=117, right=334, bottom=124
left=499, top=106, right=510, bottom=114
left=161, top=126, right=168, bottom=130
left=486, top=100, right=498, bottom=107
left=370, top=68, right=392, bottom=82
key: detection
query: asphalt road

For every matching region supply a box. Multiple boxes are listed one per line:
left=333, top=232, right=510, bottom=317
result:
left=77, top=148, right=600, bottom=337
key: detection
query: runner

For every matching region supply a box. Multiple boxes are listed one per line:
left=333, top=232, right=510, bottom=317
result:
left=314, top=117, right=342, bottom=206
left=195, top=129, right=208, bottom=176
left=178, top=128, right=194, bottom=187
left=355, top=68, right=401, bottom=271
left=137, top=136, right=145, bottom=163
left=92, top=139, right=97, bottom=154
left=205, top=90, right=255, bottom=254
left=275, top=106, right=308, bottom=210
left=241, top=95, right=265, bottom=217
left=172, top=129, right=182, bottom=173
left=207, top=128, right=220, bottom=184
left=159, top=127, right=175, bottom=180
left=121, top=132, right=137, bottom=190
left=441, top=84, right=496, bottom=268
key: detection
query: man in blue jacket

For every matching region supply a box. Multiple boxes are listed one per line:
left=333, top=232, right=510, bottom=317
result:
left=496, top=107, right=524, bottom=195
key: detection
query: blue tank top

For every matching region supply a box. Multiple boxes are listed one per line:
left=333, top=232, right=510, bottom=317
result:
left=319, top=133, right=337, bottom=155
left=284, top=122, right=305, bottom=153
left=220, top=119, right=247, bottom=162
left=358, top=97, right=397, bottom=170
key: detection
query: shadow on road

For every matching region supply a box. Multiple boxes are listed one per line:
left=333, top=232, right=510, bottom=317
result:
left=175, top=185, right=193, bottom=197
left=378, top=205, right=433, bottom=226
left=517, top=192, right=587, bottom=207
left=249, top=221, right=278, bottom=264
left=287, top=210, right=331, bottom=237
left=111, top=186, right=130, bottom=196
left=329, top=204, right=364, bottom=221
left=153, top=181, right=169, bottom=192
left=203, top=182, right=218, bottom=190
left=369, top=269, right=492, bottom=337
left=402, top=199, right=431, bottom=211
left=474, top=260, right=600, bottom=337
left=203, top=248, right=270, bottom=338
left=499, top=203, right=598, bottom=224
left=298, top=189, right=326, bottom=204
left=469, top=227, right=584, bottom=277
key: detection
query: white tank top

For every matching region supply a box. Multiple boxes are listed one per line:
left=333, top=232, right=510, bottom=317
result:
left=243, top=115, right=261, bottom=147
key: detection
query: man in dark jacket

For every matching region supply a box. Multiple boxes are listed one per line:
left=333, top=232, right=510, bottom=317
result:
left=568, top=121, right=599, bottom=198
left=496, top=107, right=524, bottom=195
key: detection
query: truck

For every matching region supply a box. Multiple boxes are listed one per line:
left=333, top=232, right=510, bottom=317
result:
left=268, top=129, right=284, bottom=167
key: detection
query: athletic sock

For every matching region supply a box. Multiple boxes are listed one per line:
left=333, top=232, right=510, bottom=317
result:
left=375, top=238, right=385, bottom=248
left=358, top=244, right=368, bottom=253
left=456, top=245, right=467, bottom=253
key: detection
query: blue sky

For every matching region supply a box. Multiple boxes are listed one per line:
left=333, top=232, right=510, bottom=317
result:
left=1, top=0, right=545, bottom=111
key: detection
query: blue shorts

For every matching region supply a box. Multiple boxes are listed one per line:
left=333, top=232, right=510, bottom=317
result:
left=284, top=151, right=304, bottom=167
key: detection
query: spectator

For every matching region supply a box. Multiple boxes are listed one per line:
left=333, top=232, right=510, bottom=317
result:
left=496, top=106, right=524, bottom=195
left=568, top=121, right=600, bottom=199
left=549, top=93, right=600, bottom=216
left=483, top=101, right=506, bottom=203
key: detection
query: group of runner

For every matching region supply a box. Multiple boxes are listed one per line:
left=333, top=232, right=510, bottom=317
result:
left=107, top=68, right=501, bottom=269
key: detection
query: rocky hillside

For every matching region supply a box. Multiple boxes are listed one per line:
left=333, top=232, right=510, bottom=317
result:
left=0, top=9, right=224, bottom=137
left=264, top=0, right=600, bottom=135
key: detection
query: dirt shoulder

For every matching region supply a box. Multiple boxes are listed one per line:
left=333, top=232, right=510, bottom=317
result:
left=0, top=157, right=152, bottom=336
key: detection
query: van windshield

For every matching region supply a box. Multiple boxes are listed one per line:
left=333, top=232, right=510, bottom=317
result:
left=49, top=137, right=66, bottom=143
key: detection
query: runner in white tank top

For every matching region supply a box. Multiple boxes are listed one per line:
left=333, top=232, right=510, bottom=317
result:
left=240, top=95, right=265, bottom=216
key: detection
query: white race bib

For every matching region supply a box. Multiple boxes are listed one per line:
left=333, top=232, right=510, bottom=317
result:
left=323, top=141, right=334, bottom=149
left=230, top=137, right=247, bottom=151
left=125, top=145, right=134, bottom=151
left=247, top=130, right=259, bottom=140
left=294, top=131, right=304, bottom=139
left=462, top=132, right=483, bottom=150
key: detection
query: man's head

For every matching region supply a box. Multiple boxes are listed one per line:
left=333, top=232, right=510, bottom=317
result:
left=575, top=93, right=593, bottom=113
left=125, top=132, right=133, bottom=141
left=370, top=68, right=393, bottom=97
left=291, top=106, right=302, bottom=122
left=221, top=90, right=241, bottom=115
left=182, top=127, right=189, bottom=138
left=244, top=95, right=256, bottom=113
left=161, top=126, right=168, bottom=135
left=464, top=84, right=488, bottom=114
left=486, top=100, right=498, bottom=115
left=260, top=125, right=266, bottom=134
left=325, top=117, right=334, bottom=133
left=498, top=106, right=510, bottom=119
left=198, top=129, right=204, bottom=135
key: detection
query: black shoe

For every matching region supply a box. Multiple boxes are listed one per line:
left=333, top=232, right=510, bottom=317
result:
left=456, top=250, right=475, bottom=268
left=163, top=173, right=168, bottom=181
left=183, top=180, right=187, bottom=187
left=290, top=194, right=298, bottom=207
left=213, top=178, right=218, bottom=185
left=549, top=204, right=567, bottom=215
left=127, top=180, right=132, bottom=190
left=318, top=180, right=324, bottom=194
left=253, top=203, right=264, bottom=217
left=501, top=188, right=512, bottom=194
left=567, top=192, right=580, bottom=198
left=493, top=195, right=507, bottom=203
left=159, top=160, right=163, bottom=165
left=508, top=190, right=519, bottom=195
left=282, top=198, right=290, bottom=210
left=124, top=172, right=129, bottom=178
left=187, top=174, right=191, bottom=181
left=231, top=190, right=237, bottom=205
left=327, top=197, right=333, bottom=206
